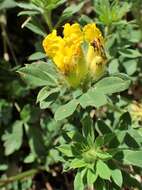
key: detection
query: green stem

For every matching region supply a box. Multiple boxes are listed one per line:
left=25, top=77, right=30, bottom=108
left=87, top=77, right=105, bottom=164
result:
left=0, top=168, right=40, bottom=187
left=104, top=24, right=113, bottom=38
left=0, top=12, right=9, bottom=62
left=0, top=11, right=18, bottom=65
left=43, top=11, right=53, bottom=32
left=104, top=25, right=109, bottom=37
left=5, top=29, right=18, bottom=65
left=54, top=19, right=62, bottom=29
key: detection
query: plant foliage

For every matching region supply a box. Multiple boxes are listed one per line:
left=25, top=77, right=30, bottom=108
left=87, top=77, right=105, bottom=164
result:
left=0, top=0, right=142, bottom=190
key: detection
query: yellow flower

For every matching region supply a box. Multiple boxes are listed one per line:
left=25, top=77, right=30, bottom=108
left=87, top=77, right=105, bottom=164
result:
left=42, top=30, right=64, bottom=57
left=53, top=45, right=77, bottom=73
left=63, top=23, right=83, bottom=47
left=130, top=102, right=142, bottom=122
left=42, top=23, right=107, bottom=88
left=83, top=23, right=104, bottom=44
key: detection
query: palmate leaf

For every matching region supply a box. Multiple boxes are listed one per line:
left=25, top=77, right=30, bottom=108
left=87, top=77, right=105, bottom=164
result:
left=79, top=75, right=130, bottom=109
left=31, top=0, right=66, bottom=10
left=2, top=120, right=23, bottom=155
left=55, top=74, right=130, bottom=121
left=94, top=0, right=131, bottom=25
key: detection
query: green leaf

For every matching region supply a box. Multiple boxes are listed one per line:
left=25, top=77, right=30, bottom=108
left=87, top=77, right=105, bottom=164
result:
left=94, top=76, right=130, bottom=95
left=94, top=178, right=105, bottom=190
left=0, top=163, right=8, bottom=171
left=60, top=2, right=84, bottom=21
left=108, top=59, right=119, bottom=74
left=24, top=123, right=46, bottom=157
left=0, top=0, right=16, bottom=9
left=28, top=52, right=46, bottom=61
left=20, top=104, right=39, bottom=124
left=38, top=87, right=59, bottom=109
left=94, top=0, right=131, bottom=25
left=117, top=2, right=131, bottom=19
left=18, top=62, right=58, bottom=87
left=18, top=10, right=40, bottom=16
left=37, top=87, right=59, bottom=103
left=96, top=120, right=112, bottom=135
left=79, top=88, right=107, bottom=108
left=94, top=0, right=112, bottom=25
left=17, top=2, right=42, bottom=12
left=55, top=99, right=78, bottom=121
left=87, top=169, right=98, bottom=185
left=122, top=150, right=142, bottom=168
left=70, top=159, right=87, bottom=169
left=39, top=100, right=52, bottom=109
left=119, top=49, right=142, bottom=58
left=57, top=144, right=73, bottom=157
left=74, top=170, right=86, bottom=190
left=79, top=14, right=94, bottom=25
left=24, top=153, right=36, bottom=163
left=96, top=160, right=111, bottom=180
left=111, top=169, right=123, bottom=187
left=20, top=105, right=31, bottom=123
left=50, top=0, right=66, bottom=10
left=2, top=121, right=23, bottom=155
left=123, top=60, right=137, bottom=75
left=94, top=136, right=104, bottom=149
left=96, top=151, right=112, bottom=160
left=81, top=114, right=94, bottom=145
left=32, top=0, right=66, bottom=10
left=72, top=89, right=83, bottom=98
left=25, top=22, right=46, bottom=37
left=55, top=0, right=66, bottom=7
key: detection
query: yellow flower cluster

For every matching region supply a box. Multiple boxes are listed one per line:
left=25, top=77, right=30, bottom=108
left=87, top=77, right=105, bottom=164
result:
left=43, top=23, right=107, bottom=87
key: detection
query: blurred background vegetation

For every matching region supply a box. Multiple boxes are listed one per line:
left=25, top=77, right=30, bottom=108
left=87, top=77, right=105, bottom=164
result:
left=0, top=0, right=142, bottom=189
